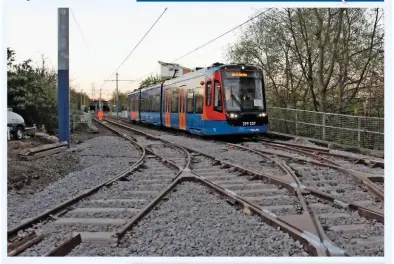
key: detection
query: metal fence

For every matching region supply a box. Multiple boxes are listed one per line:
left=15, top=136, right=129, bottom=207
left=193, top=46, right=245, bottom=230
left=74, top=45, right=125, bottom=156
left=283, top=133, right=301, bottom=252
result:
left=268, top=107, right=384, bottom=150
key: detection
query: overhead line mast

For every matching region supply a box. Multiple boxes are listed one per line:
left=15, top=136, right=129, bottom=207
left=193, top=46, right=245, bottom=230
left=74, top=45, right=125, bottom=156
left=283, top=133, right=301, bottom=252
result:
left=104, top=73, right=135, bottom=118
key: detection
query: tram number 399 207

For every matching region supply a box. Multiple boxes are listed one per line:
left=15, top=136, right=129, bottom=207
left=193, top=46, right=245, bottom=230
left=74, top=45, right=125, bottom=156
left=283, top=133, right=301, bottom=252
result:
left=242, top=121, right=256, bottom=126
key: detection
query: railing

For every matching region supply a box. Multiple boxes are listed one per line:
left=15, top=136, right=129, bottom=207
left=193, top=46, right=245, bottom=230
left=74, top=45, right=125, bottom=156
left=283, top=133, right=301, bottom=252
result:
left=268, top=107, right=384, bottom=150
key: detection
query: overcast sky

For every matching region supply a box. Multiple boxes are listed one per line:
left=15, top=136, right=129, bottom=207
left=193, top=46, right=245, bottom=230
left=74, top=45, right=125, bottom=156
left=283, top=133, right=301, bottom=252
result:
left=5, top=1, right=384, bottom=100
left=5, top=0, right=275, bottom=100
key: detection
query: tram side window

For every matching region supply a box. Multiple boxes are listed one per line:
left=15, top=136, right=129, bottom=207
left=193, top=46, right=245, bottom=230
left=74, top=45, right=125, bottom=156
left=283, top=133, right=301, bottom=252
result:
left=214, top=81, right=223, bottom=112
left=144, top=98, right=148, bottom=112
left=186, top=90, right=194, bottom=113
left=149, top=96, right=153, bottom=112
left=171, top=88, right=179, bottom=113
left=151, top=96, right=156, bottom=112
left=205, top=81, right=212, bottom=106
left=195, top=88, right=203, bottom=114
left=156, top=95, right=160, bottom=112
left=154, top=97, right=157, bottom=112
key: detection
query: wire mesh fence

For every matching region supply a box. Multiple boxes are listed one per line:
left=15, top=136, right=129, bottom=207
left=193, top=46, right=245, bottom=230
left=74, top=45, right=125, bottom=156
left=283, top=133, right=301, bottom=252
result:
left=268, top=107, right=384, bottom=150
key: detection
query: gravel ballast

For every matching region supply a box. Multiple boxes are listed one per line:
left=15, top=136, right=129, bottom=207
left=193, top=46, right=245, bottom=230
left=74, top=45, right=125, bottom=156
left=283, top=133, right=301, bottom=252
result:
left=305, top=195, right=384, bottom=256
left=18, top=157, right=178, bottom=256
left=68, top=182, right=309, bottom=257
left=161, top=135, right=284, bottom=176
left=7, top=136, right=141, bottom=229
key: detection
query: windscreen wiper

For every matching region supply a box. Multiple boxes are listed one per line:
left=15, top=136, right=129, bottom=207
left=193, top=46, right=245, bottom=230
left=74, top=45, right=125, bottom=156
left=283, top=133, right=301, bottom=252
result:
left=231, top=93, right=243, bottom=111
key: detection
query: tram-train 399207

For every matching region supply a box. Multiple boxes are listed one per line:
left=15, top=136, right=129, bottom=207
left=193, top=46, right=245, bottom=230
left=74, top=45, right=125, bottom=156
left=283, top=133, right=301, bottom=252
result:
left=127, top=63, right=269, bottom=136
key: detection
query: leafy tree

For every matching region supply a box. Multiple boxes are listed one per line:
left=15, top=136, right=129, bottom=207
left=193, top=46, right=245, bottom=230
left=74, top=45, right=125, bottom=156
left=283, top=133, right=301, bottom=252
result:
left=227, top=8, right=384, bottom=116
left=139, top=74, right=162, bottom=88
left=7, top=48, right=91, bottom=134
left=109, top=90, right=131, bottom=111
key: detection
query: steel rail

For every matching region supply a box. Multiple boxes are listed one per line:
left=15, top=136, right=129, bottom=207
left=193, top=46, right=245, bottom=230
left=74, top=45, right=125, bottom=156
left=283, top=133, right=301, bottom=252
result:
left=252, top=141, right=384, bottom=200
left=7, top=132, right=146, bottom=241
left=101, top=118, right=355, bottom=256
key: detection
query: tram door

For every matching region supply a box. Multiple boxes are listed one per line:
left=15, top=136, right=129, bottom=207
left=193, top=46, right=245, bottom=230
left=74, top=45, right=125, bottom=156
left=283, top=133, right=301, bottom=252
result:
left=165, top=89, right=171, bottom=127
left=179, top=87, right=186, bottom=130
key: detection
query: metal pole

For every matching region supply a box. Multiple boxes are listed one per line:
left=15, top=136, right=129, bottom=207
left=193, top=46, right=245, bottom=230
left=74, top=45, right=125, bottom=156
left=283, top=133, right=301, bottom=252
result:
left=322, top=113, right=326, bottom=141
left=58, top=8, right=70, bottom=147
left=99, top=89, right=102, bottom=110
left=116, top=72, right=119, bottom=118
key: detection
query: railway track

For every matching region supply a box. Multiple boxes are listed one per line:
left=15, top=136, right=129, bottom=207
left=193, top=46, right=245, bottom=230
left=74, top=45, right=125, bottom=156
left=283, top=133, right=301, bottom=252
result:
left=7, top=123, right=191, bottom=256
left=8, top=116, right=384, bottom=256
left=106, top=117, right=384, bottom=196
left=49, top=120, right=315, bottom=256
left=99, top=118, right=384, bottom=256
left=107, top=116, right=384, bottom=169
left=239, top=140, right=384, bottom=201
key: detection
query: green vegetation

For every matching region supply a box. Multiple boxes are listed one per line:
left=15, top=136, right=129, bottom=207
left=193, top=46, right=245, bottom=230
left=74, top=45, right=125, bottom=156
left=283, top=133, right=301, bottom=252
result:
left=7, top=48, right=90, bottom=134
left=139, top=74, right=162, bottom=88
left=108, top=90, right=130, bottom=111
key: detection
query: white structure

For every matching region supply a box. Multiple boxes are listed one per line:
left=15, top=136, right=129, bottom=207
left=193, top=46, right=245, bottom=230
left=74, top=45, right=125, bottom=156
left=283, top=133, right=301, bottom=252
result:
left=158, top=61, right=192, bottom=80
left=7, top=108, right=26, bottom=140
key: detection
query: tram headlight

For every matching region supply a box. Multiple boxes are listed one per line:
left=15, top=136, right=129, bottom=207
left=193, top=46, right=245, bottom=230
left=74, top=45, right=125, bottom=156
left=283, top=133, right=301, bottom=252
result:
left=227, top=113, right=239, bottom=119
left=257, top=112, right=267, bottom=118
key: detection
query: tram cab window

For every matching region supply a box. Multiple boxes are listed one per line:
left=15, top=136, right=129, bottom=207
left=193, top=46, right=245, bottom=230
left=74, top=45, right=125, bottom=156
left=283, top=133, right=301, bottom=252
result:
left=214, top=81, right=223, bottom=112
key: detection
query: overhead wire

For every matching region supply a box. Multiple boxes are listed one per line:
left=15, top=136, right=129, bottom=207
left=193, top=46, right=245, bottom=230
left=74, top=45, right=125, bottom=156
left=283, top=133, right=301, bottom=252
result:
left=100, top=7, right=168, bottom=95
left=134, top=7, right=275, bottom=85
left=69, top=8, right=92, bottom=98
left=70, top=8, right=89, bottom=50
left=105, top=7, right=168, bottom=81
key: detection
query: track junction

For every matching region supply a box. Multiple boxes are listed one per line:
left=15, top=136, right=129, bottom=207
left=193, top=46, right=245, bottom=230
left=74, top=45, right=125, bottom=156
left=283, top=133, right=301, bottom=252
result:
left=7, top=116, right=384, bottom=257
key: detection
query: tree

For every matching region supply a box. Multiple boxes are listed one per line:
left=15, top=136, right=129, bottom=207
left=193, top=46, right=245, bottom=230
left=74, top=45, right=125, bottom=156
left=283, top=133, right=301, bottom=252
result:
left=7, top=48, right=91, bottom=134
left=109, top=91, right=131, bottom=111
left=226, top=8, right=384, bottom=115
left=139, top=74, right=162, bottom=88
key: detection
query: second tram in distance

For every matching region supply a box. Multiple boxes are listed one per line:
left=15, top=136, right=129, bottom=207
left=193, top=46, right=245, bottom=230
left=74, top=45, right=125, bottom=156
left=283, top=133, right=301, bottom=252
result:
left=127, top=63, right=269, bottom=136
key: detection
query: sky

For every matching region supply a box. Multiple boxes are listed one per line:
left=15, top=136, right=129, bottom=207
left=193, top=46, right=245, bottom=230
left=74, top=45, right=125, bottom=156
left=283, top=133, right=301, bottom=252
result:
left=4, top=0, right=272, bottom=100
